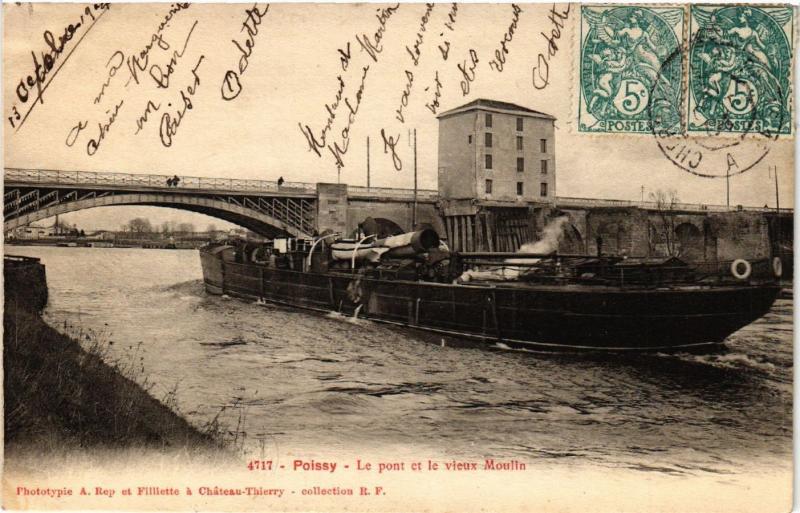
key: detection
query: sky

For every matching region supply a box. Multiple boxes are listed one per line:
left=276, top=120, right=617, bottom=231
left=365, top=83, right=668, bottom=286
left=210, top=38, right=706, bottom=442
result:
left=4, top=2, right=795, bottom=231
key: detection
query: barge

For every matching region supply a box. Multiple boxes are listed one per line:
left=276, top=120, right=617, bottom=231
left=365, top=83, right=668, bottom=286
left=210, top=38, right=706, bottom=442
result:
left=199, top=227, right=782, bottom=351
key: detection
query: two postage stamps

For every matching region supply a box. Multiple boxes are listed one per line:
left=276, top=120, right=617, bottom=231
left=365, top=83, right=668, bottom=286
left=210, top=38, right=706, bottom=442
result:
left=578, top=5, right=793, bottom=136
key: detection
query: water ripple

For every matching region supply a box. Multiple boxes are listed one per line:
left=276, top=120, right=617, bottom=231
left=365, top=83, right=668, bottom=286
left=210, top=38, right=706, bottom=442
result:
left=19, top=246, right=793, bottom=476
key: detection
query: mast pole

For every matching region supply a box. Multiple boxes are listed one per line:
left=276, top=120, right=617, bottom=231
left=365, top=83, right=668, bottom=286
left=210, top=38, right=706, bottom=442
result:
left=774, top=166, right=781, bottom=262
left=413, top=128, right=418, bottom=229
left=726, top=168, right=730, bottom=209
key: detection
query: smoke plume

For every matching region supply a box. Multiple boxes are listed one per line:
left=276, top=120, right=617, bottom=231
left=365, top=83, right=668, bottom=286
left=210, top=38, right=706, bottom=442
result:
left=458, top=215, right=571, bottom=283
left=517, top=215, right=571, bottom=255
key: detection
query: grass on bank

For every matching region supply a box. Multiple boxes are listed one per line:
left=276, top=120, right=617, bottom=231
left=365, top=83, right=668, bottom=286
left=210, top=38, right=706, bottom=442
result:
left=3, top=295, right=227, bottom=454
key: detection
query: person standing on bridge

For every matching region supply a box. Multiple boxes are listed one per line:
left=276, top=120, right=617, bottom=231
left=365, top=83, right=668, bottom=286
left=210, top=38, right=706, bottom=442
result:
left=277, top=176, right=284, bottom=187
left=172, top=175, right=181, bottom=187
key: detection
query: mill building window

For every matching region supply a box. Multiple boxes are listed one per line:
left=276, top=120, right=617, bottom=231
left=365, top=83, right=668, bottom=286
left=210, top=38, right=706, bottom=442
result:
left=516, top=117, right=523, bottom=131
left=540, top=138, right=547, bottom=153
left=540, top=182, right=548, bottom=197
left=517, top=182, right=524, bottom=196
left=485, top=132, right=493, bottom=148
left=517, top=157, right=524, bottom=172
left=541, top=160, right=548, bottom=174
left=485, top=179, right=493, bottom=194
left=485, top=113, right=492, bottom=127
left=485, top=154, right=493, bottom=169
left=516, top=136, right=523, bottom=150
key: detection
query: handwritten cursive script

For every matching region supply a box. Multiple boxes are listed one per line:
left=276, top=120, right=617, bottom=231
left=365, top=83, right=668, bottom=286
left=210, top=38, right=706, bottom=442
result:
left=159, top=55, right=204, bottom=147
left=488, top=4, right=522, bottom=72
left=532, top=4, right=570, bottom=90
left=299, top=4, right=399, bottom=172
left=457, top=49, right=479, bottom=96
left=298, top=76, right=346, bottom=157
left=327, top=65, right=370, bottom=169
left=125, top=3, right=192, bottom=88
left=220, top=3, right=270, bottom=101
left=86, top=99, right=125, bottom=156
left=355, top=4, right=400, bottom=63
left=424, top=71, right=442, bottom=114
left=405, top=3, right=434, bottom=66
left=9, top=4, right=110, bottom=131
left=380, top=129, right=402, bottom=171
left=149, top=21, right=198, bottom=89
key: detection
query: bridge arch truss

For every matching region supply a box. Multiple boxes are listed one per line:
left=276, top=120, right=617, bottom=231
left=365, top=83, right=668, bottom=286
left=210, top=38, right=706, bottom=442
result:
left=4, top=169, right=318, bottom=238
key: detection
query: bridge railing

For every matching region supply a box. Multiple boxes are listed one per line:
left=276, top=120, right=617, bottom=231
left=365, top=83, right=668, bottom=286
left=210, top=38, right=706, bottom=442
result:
left=4, top=168, right=317, bottom=194
left=555, top=196, right=779, bottom=213
left=349, top=186, right=439, bottom=200
left=5, top=168, right=788, bottom=213
left=5, top=168, right=439, bottom=200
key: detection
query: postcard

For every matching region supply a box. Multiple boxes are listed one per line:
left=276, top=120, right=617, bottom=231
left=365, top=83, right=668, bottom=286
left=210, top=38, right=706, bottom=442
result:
left=2, top=2, right=795, bottom=512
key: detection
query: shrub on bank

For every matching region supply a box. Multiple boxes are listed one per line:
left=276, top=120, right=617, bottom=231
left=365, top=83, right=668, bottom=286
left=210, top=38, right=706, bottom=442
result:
left=3, top=296, right=219, bottom=452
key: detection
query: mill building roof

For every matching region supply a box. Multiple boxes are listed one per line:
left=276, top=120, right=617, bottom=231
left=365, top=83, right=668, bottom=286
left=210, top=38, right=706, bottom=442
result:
left=436, top=99, right=556, bottom=120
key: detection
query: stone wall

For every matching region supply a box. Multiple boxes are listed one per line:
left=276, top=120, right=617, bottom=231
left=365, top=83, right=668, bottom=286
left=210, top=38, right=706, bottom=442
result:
left=319, top=187, right=784, bottom=262
left=346, top=200, right=445, bottom=235
left=316, top=183, right=348, bottom=235
left=557, top=207, right=779, bottom=262
left=710, top=212, right=771, bottom=261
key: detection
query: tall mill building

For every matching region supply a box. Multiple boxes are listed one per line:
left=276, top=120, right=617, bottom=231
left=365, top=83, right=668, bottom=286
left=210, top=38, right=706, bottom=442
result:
left=436, top=99, right=557, bottom=252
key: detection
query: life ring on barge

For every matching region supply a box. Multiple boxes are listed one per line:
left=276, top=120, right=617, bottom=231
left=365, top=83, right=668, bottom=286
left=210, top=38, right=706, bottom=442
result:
left=772, top=256, right=783, bottom=278
left=730, top=259, right=752, bottom=280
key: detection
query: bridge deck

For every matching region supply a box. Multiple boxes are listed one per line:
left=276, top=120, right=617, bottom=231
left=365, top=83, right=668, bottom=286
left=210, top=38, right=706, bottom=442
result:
left=4, top=168, right=789, bottom=214
left=4, top=168, right=439, bottom=202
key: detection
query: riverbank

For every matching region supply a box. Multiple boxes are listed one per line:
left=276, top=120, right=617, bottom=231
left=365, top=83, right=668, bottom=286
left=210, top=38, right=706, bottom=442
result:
left=5, top=239, right=204, bottom=249
left=4, top=286, right=221, bottom=454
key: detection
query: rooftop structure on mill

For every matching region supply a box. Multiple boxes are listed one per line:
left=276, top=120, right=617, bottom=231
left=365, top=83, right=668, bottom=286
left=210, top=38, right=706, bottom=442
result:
left=437, top=99, right=556, bottom=205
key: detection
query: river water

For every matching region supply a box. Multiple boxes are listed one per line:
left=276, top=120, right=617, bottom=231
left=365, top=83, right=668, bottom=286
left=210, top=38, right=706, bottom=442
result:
left=10, top=246, right=793, bottom=476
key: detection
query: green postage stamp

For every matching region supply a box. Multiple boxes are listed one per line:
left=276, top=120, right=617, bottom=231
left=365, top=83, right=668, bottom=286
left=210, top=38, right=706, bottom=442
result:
left=579, top=5, right=794, bottom=136
left=688, top=5, right=794, bottom=135
left=578, top=5, right=685, bottom=134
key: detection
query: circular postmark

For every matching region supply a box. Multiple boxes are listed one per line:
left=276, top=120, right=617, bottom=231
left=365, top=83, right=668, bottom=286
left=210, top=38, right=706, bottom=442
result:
left=649, top=7, right=789, bottom=179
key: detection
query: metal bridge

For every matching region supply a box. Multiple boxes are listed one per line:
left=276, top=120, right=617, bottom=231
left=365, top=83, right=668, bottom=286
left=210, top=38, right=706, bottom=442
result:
left=3, top=168, right=438, bottom=237
left=3, top=168, right=788, bottom=238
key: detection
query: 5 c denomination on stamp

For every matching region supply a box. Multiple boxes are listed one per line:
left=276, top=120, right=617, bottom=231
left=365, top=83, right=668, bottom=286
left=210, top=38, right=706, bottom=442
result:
left=579, top=5, right=684, bottom=134
left=688, top=5, right=793, bottom=136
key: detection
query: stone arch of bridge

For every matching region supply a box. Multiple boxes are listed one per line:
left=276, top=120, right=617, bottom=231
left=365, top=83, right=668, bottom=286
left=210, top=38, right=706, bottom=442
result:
left=554, top=210, right=587, bottom=254
left=559, top=224, right=584, bottom=254
left=4, top=193, right=312, bottom=238
left=594, top=221, right=629, bottom=256
left=674, top=222, right=704, bottom=261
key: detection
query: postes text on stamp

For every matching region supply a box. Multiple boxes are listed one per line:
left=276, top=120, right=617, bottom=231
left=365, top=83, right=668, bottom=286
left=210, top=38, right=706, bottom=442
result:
left=688, top=5, right=793, bottom=135
left=579, top=5, right=684, bottom=134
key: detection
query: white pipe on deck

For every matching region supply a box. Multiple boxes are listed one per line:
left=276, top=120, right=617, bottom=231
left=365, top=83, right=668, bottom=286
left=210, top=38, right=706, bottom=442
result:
left=352, top=234, right=377, bottom=269
left=306, top=232, right=340, bottom=269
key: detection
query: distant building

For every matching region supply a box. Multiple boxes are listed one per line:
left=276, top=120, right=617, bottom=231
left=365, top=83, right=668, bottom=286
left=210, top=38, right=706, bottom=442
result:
left=193, top=229, right=229, bottom=242
left=8, top=224, right=55, bottom=240
left=436, top=99, right=557, bottom=252
left=85, top=230, right=116, bottom=241
left=437, top=99, right=556, bottom=204
left=227, top=227, right=264, bottom=241
left=228, top=227, right=249, bottom=238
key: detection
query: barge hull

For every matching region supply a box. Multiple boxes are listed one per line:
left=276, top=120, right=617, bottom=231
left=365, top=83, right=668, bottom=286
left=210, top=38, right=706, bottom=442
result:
left=200, top=251, right=780, bottom=351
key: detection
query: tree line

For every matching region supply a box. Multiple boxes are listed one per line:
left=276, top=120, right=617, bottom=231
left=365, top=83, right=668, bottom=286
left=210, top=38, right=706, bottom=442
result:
left=121, top=218, right=219, bottom=235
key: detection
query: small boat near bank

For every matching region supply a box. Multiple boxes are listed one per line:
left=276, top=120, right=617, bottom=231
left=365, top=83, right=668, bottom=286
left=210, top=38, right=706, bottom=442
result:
left=199, top=228, right=782, bottom=352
